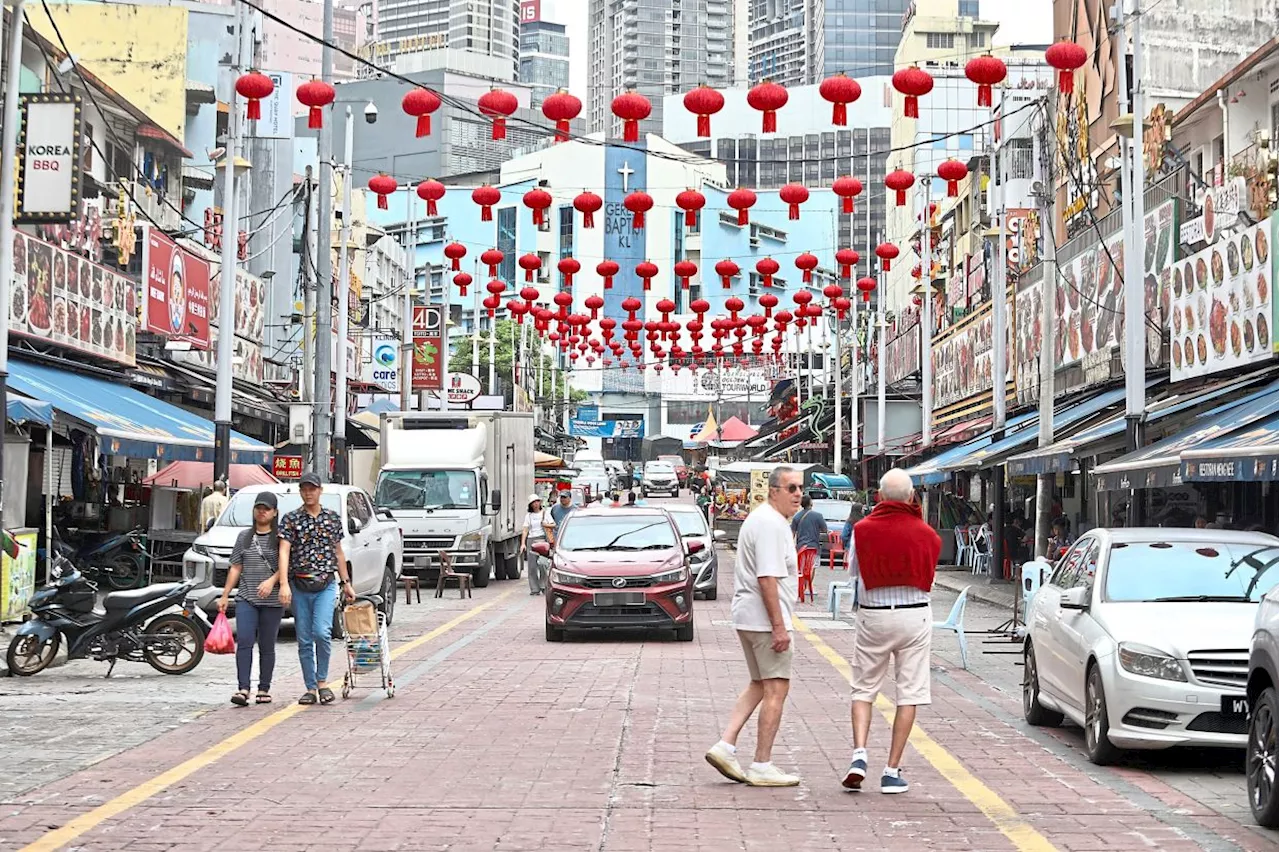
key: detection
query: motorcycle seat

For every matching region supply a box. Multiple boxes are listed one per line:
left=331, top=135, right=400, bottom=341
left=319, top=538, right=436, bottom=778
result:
left=103, top=583, right=185, bottom=611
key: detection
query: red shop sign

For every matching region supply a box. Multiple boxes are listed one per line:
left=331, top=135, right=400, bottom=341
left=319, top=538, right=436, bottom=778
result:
left=144, top=228, right=211, bottom=348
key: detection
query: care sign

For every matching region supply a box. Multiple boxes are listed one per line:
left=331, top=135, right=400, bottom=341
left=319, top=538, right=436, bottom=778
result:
left=17, top=95, right=82, bottom=224
left=361, top=337, right=400, bottom=392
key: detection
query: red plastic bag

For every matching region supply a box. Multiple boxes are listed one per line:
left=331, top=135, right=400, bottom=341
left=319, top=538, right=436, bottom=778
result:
left=204, top=612, right=236, bottom=654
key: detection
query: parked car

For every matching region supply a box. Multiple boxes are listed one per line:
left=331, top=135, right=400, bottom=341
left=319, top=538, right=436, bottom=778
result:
left=664, top=504, right=725, bottom=600
left=604, top=460, right=628, bottom=492
left=1247, top=583, right=1279, bottom=828
left=535, top=507, right=700, bottom=642
left=641, top=461, right=679, bottom=498
left=809, top=499, right=859, bottom=567
left=1023, top=528, right=1278, bottom=765
left=183, top=484, right=404, bottom=622
left=657, top=455, right=689, bottom=489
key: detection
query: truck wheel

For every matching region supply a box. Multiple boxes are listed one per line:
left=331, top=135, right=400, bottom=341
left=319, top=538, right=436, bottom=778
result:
left=504, top=551, right=521, bottom=581
left=472, top=560, right=492, bottom=588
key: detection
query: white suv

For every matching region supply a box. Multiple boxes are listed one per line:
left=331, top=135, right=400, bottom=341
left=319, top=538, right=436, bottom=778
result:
left=641, top=462, right=679, bottom=498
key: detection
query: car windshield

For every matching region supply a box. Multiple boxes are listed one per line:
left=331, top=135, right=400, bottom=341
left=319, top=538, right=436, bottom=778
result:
left=645, top=463, right=674, bottom=474
left=812, top=501, right=855, bottom=523
left=220, top=492, right=342, bottom=526
left=1105, top=540, right=1279, bottom=603
left=374, top=470, right=478, bottom=510
left=666, top=509, right=708, bottom=537
left=557, top=514, right=678, bottom=551
left=659, top=456, right=684, bottom=467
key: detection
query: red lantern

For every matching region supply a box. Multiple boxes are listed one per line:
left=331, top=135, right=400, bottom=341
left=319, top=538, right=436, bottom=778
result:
left=792, top=290, right=812, bottom=310
left=675, top=188, right=706, bottom=228
left=521, top=285, right=540, bottom=303
left=444, top=242, right=467, bottom=271
left=778, top=183, right=809, bottom=220
left=756, top=257, right=779, bottom=288
left=856, top=277, right=877, bottom=303
left=725, top=296, right=745, bottom=321
left=507, top=299, right=528, bottom=323
left=296, top=78, right=335, bottom=129
left=541, top=89, right=581, bottom=142
left=621, top=296, right=642, bottom=316
left=611, top=89, right=652, bottom=142
left=402, top=88, right=441, bottom=137
left=833, top=296, right=852, bottom=319
left=823, top=283, right=843, bottom=303
left=518, top=253, right=542, bottom=282
left=478, top=88, right=518, bottom=139
left=480, top=248, right=504, bottom=277
left=835, top=248, right=859, bottom=279
left=416, top=179, right=445, bottom=216
left=558, top=257, right=580, bottom=287
left=727, top=187, right=756, bottom=226
left=683, top=85, right=725, bottom=138
left=818, top=72, right=862, bottom=126
left=690, top=298, right=710, bottom=315
left=964, top=54, right=1007, bottom=107
left=523, top=188, right=553, bottom=227
left=794, top=252, right=819, bottom=283
left=584, top=294, right=605, bottom=319
left=1045, top=41, right=1088, bottom=94
left=367, top=174, right=397, bottom=210
left=471, top=185, right=501, bottom=221
left=892, top=65, right=933, bottom=118
left=875, top=242, right=899, bottom=272
left=832, top=175, right=862, bottom=214
left=715, top=259, right=739, bottom=289
left=885, top=170, right=915, bottom=206
left=574, top=191, right=602, bottom=228
left=671, top=259, right=696, bottom=290
left=235, top=70, right=274, bottom=121
left=912, top=295, right=923, bottom=306
left=597, top=260, right=619, bottom=290
left=937, top=160, right=968, bottom=197
left=656, top=299, right=676, bottom=324
left=482, top=294, right=501, bottom=318
left=486, top=279, right=505, bottom=297
left=623, top=191, right=653, bottom=230
left=454, top=272, right=473, bottom=296
left=758, top=292, right=778, bottom=319
left=747, top=79, right=788, bottom=133
left=636, top=260, right=658, bottom=291
left=553, top=291, right=573, bottom=313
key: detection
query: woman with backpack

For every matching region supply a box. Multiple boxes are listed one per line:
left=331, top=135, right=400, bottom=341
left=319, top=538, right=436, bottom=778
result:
left=217, top=491, right=290, bottom=706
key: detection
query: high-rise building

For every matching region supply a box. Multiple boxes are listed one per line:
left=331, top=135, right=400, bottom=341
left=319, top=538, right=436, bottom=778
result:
left=748, top=0, right=912, bottom=86
left=361, top=0, right=522, bottom=81
left=587, top=0, right=735, bottom=138
left=518, top=3, right=570, bottom=106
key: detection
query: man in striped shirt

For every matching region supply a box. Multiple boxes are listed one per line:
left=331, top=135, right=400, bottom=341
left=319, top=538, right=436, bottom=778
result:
left=842, top=468, right=940, bottom=795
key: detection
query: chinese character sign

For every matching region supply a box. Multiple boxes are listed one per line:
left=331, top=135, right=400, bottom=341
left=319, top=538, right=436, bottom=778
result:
left=411, top=304, right=445, bottom=391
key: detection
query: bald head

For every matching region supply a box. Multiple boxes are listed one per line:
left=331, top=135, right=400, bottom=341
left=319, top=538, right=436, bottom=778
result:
left=878, top=468, right=914, bottom=503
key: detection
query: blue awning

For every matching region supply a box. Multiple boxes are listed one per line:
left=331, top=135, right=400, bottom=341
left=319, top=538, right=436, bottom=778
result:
left=7, top=397, right=52, bottom=426
left=8, top=360, right=273, bottom=465
left=1093, top=388, right=1279, bottom=491
left=905, top=410, right=1039, bottom=486
left=1180, top=414, right=1279, bottom=482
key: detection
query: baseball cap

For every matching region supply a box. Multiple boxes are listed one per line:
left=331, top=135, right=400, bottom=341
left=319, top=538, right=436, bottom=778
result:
left=299, top=472, right=323, bottom=488
left=558, top=490, right=572, bottom=499
left=253, top=491, right=278, bottom=510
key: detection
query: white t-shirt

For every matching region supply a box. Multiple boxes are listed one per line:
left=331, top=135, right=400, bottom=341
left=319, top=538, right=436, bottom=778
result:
left=522, top=511, right=547, bottom=540
left=731, top=502, right=798, bottom=632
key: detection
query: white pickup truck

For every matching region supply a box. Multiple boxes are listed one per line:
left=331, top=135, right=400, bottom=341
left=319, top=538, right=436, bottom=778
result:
left=182, top=484, right=404, bottom=621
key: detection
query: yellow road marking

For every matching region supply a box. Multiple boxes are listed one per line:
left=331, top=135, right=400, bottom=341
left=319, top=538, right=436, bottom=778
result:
left=22, top=588, right=519, bottom=852
left=794, top=616, right=1059, bottom=852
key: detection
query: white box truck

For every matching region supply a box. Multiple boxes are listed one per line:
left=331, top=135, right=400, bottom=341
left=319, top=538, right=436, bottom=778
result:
left=376, top=411, right=535, bottom=587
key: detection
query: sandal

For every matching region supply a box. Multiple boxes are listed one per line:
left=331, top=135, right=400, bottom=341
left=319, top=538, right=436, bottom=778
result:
left=317, top=687, right=336, bottom=705
left=231, top=690, right=250, bottom=707
left=255, top=691, right=272, bottom=705
left=298, top=691, right=318, bottom=705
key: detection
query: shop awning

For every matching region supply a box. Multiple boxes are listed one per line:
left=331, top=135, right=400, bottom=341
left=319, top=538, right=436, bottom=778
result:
left=1093, top=389, right=1279, bottom=491
left=933, top=415, right=992, bottom=445
left=1179, top=414, right=1280, bottom=482
left=7, top=397, right=52, bottom=426
left=143, top=461, right=278, bottom=490
left=1006, top=374, right=1276, bottom=476
left=903, top=409, right=1040, bottom=486
left=8, top=360, right=273, bottom=465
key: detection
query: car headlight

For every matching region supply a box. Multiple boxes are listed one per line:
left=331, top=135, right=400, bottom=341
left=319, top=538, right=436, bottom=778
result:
left=458, top=531, right=482, bottom=551
left=191, top=544, right=210, bottom=558
left=551, top=569, right=588, bottom=586
left=651, top=567, right=689, bottom=584
left=688, top=546, right=710, bottom=564
left=1117, top=643, right=1187, bottom=682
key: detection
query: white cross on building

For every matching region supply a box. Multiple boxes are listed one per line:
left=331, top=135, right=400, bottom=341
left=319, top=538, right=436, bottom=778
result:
left=617, top=162, right=635, bottom=192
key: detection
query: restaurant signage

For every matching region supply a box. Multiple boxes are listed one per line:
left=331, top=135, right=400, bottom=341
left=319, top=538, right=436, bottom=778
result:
left=17, top=94, right=82, bottom=224
left=142, top=227, right=211, bottom=348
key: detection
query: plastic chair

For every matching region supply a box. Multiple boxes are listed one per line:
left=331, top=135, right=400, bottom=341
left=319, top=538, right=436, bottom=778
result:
left=954, top=525, right=972, bottom=568
left=827, top=580, right=855, bottom=615
left=826, top=530, right=846, bottom=569
left=1021, top=560, right=1046, bottom=621
left=970, top=525, right=992, bottom=576
left=933, top=586, right=969, bottom=670
left=797, top=547, right=817, bottom=603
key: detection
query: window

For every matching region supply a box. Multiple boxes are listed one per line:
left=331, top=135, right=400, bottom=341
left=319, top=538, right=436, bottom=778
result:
left=958, top=0, right=979, bottom=15
left=496, top=206, right=517, bottom=285
left=925, top=32, right=954, bottom=49
left=346, top=492, right=371, bottom=529
left=558, top=205, right=574, bottom=259
left=968, top=31, right=986, bottom=47
left=1104, top=540, right=1278, bottom=603
left=1007, top=138, right=1033, bottom=180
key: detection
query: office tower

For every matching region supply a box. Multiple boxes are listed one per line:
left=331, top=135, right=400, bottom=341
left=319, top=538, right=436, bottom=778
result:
left=749, top=0, right=912, bottom=85
left=519, top=3, right=570, bottom=106
left=366, top=0, right=522, bottom=81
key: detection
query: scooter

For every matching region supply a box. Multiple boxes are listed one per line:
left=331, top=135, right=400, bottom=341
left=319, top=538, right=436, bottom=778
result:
left=5, top=551, right=209, bottom=677
left=52, top=525, right=148, bottom=590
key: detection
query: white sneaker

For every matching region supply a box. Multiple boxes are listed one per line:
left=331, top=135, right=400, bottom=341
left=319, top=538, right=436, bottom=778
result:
left=745, top=762, right=801, bottom=787
left=704, top=743, right=747, bottom=783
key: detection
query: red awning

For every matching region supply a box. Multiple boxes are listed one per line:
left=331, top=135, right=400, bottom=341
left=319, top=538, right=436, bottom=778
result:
left=143, top=461, right=277, bottom=491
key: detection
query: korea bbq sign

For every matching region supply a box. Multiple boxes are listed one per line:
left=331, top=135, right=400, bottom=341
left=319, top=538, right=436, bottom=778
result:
left=142, top=227, right=211, bottom=348
left=411, top=304, right=445, bottom=391
left=17, top=94, right=82, bottom=224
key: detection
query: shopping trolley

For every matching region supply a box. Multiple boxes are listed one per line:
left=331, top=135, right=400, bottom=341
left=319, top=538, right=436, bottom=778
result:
left=339, top=596, right=395, bottom=699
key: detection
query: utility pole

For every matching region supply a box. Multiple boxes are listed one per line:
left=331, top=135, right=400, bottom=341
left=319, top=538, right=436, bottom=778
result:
left=332, top=107, right=353, bottom=483
left=488, top=312, right=496, bottom=396
left=300, top=170, right=314, bottom=407
left=833, top=300, right=844, bottom=475
left=399, top=195, right=415, bottom=412
left=214, top=0, right=245, bottom=485
left=311, top=0, right=336, bottom=479
left=1033, top=100, right=1058, bottom=559
left=920, top=179, right=934, bottom=448
left=990, top=91, right=1008, bottom=583
left=0, top=0, right=28, bottom=519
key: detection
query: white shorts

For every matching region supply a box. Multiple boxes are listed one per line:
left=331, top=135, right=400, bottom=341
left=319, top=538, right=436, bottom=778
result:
left=850, top=605, right=933, bottom=706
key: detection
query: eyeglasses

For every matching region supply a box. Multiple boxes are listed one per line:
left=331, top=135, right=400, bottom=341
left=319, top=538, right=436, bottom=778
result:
left=770, top=483, right=803, bottom=493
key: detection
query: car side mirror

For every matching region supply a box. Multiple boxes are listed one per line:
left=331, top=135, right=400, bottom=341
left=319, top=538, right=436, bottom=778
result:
left=686, top=540, right=705, bottom=555
left=530, top=540, right=550, bottom=557
left=205, top=518, right=216, bottom=533
left=713, top=529, right=726, bottom=540
left=377, top=508, right=395, bottom=521
left=1060, top=586, right=1090, bottom=610
left=491, top=489, right=502, bottom=513
left=348, top=518, right=360, bottom=535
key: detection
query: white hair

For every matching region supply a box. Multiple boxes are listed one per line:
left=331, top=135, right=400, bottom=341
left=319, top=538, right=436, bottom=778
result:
left=878, top=468, right=914, bottom=502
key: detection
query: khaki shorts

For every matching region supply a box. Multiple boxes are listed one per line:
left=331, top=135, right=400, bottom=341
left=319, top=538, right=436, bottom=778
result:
left=850, top=606, right=933, bottom=706
left=737, top=630, right=794, bottom=681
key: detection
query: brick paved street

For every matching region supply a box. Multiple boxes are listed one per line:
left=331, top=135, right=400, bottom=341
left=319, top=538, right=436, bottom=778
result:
left=0, top=522, right=1276, bottom=852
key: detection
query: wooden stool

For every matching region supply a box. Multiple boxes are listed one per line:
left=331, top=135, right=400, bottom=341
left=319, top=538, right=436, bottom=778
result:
left=399, top=575, right=421, bottom=605
left=434, top=551, right=473, bottom=599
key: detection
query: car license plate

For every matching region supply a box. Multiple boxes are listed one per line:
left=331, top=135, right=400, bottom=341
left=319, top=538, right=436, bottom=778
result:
left=1221, top=695, right=1249, bottom=717
left=593, top=592, right=645, bottom=607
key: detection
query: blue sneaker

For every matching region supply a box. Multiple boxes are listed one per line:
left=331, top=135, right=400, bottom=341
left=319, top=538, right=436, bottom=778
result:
left=880, top=770, right=909, bottom=794
left=841, top=757, right=867, bottom=790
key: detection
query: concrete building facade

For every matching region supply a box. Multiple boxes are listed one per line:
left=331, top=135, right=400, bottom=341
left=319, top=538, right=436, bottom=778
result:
left=518, top=17, right=570, bottom=106
left=747, top=0, right=913, bottom=86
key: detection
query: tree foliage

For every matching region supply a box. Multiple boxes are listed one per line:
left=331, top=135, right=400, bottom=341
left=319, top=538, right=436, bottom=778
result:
left=448, top=319, right=588, bottom=403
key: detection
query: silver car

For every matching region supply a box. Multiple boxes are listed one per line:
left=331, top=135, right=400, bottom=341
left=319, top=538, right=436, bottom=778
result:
left=664, top=504, right=724, bottom=600
left=1248, top=583, right=1279, bottom=828
left=641, top=462, right=679, bottom=497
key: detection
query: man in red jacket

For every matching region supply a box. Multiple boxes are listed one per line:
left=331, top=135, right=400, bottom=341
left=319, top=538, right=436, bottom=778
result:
left=841, top=468, right=940, bottom=794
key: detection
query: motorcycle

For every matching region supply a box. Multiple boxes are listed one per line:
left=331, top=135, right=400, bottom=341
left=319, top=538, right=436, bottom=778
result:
left=5, top=551, right=209, bottom=677
left=53, top=525, right=148, bottom=590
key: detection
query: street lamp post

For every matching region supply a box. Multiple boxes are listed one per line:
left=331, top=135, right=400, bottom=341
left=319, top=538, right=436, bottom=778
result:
left=0, top=0, right=28, bottom=517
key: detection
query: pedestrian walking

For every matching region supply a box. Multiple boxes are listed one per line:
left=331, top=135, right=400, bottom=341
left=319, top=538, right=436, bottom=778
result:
left=521, top=494, right=548, bottom=595
left=200, top=480, right=229, bottom=531
left=790, top=495, right=828, bottom=602
left=279, top=473, right=355, bottom=706
left=842, top=468, right=941, bottom=794
left=217, top=491, right=288, bottom=706
left=548, top=490, right=575, bottom=543
left=705, top=465, right=803, bottom=787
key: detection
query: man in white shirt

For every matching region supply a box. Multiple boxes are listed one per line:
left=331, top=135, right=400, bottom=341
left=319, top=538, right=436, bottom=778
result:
left=200, top=480, right=229, bottom=531
left=705, top=465, right=803, bottom=787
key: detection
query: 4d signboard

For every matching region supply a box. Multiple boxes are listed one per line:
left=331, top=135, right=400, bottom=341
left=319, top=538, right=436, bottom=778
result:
left=411, top=305, right=445, bottom=391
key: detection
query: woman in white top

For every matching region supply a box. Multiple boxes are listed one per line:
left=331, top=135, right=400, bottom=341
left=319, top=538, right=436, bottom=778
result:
left=520, top=494, right=549, bottom=595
